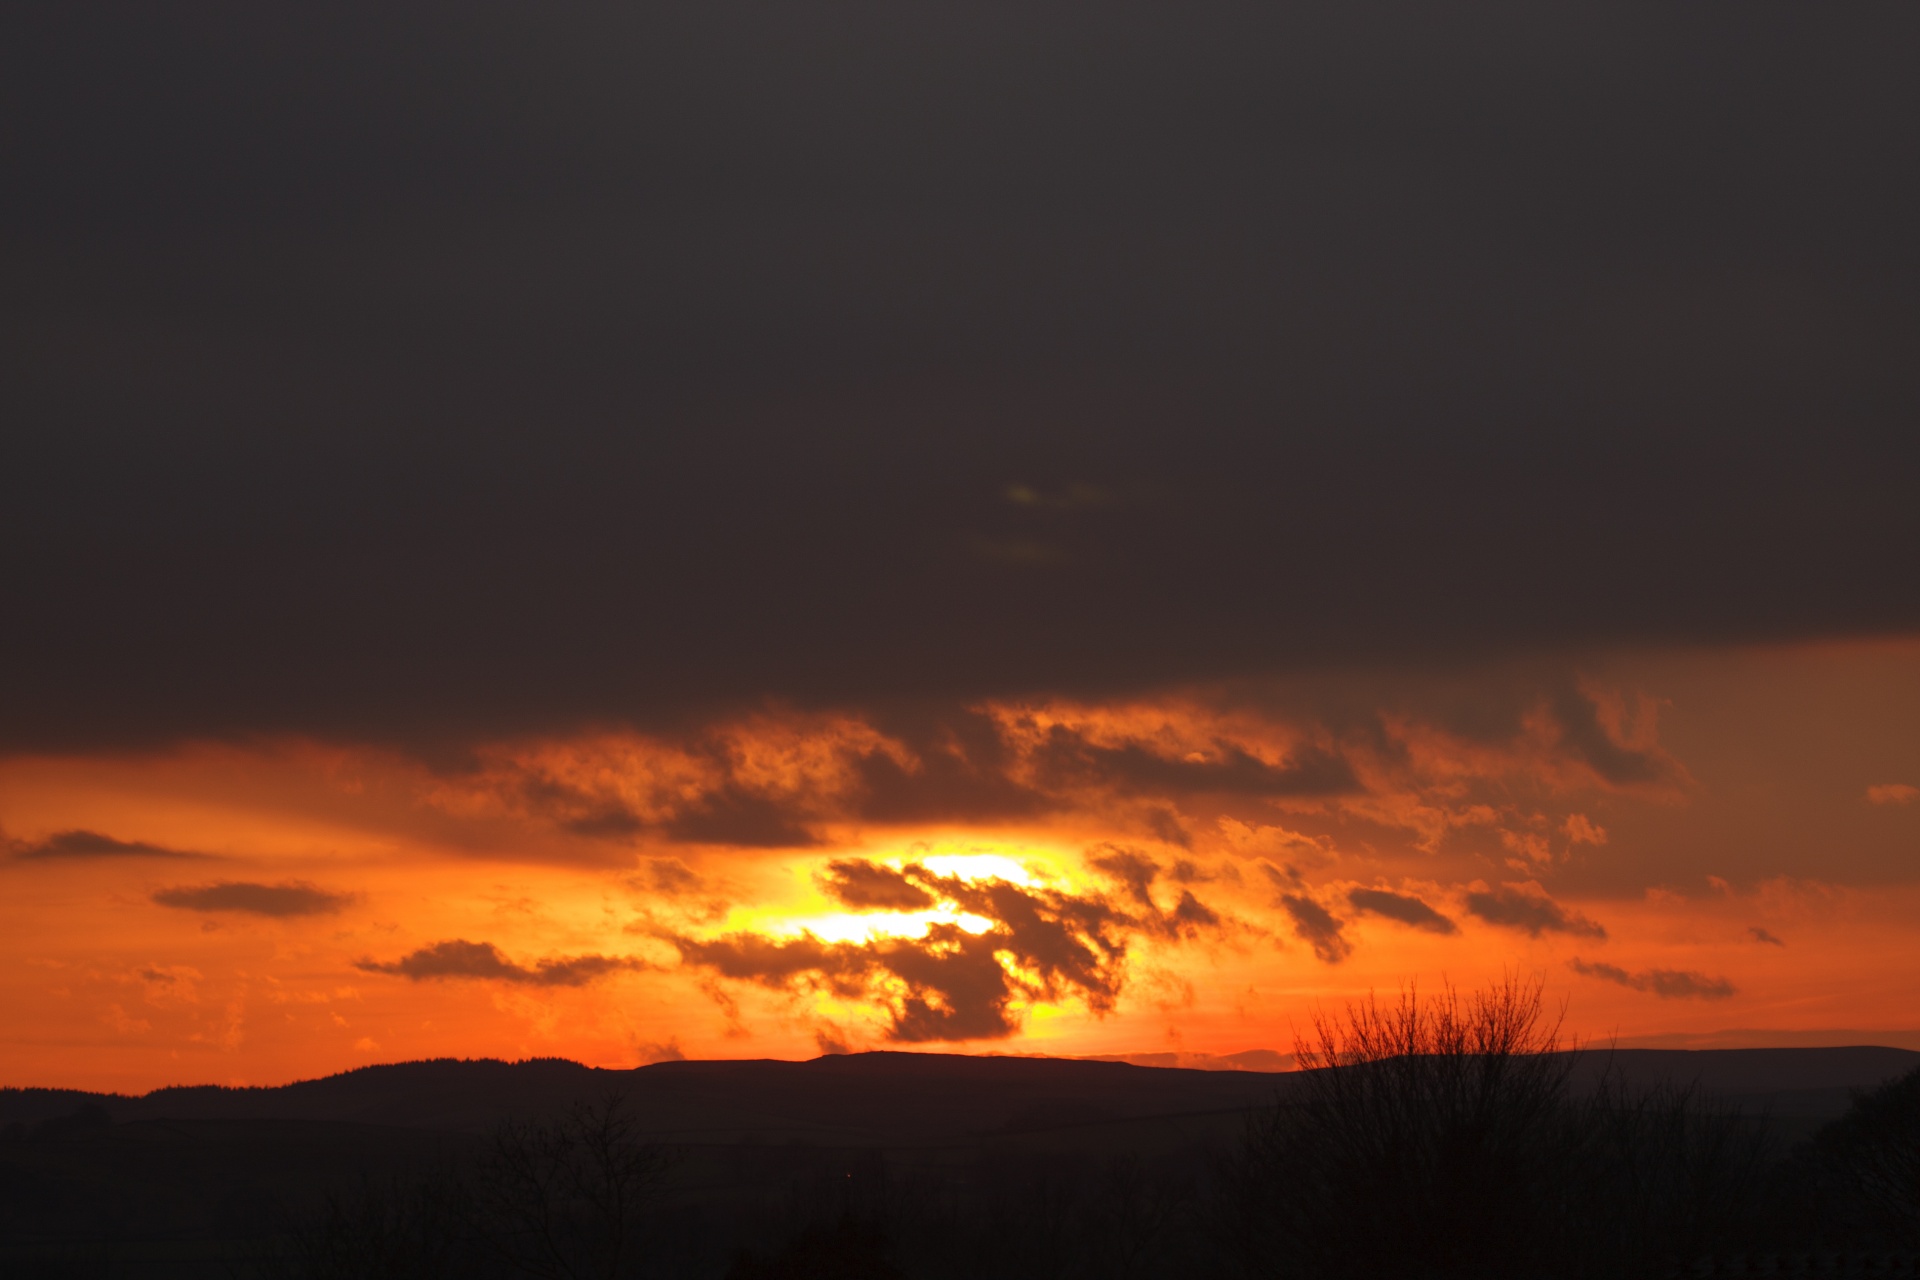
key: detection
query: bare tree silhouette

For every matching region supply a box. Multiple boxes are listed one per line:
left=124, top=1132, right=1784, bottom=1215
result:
left=471, top=1093, right=670, bottom=1280
left=284, top=1170, right=479, bottom=1280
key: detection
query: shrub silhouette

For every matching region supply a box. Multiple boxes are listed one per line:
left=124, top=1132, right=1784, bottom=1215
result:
left=1224, top=976, right=1579, bottom=1278
left=1221, top=976, right=1767, bottom=1280
left=1801, top=1063, right=1920, bottom=1248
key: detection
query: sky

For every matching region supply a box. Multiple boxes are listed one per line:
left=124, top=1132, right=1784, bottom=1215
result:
left=3, top=3, right=1918, bottom=1092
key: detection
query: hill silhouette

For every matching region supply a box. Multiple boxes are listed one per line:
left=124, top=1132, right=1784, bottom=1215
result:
left=6, top=1052, right=1294, bottom=1140
left=8, top=1045, right=1914, bottom=1139
left=4, top=1047, right=1917, bottom=1277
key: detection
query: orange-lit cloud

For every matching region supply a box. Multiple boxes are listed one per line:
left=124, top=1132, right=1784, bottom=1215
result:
left=2, top=640, right=1919, bottom=1092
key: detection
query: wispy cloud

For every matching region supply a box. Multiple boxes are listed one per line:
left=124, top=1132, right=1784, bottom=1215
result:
left=152, top=881, right=352, bottom=917
left=1347, top=887, right=1457, bottom=935
left=1280, top=894, right=1351, bottom=964
left=15, top=829, right=205, bottom=861
left=356, top=940, right=647, bottom=986
left=1569, top=958, right=1734, bottom=1000
left=1465, top=885, right=1606, bottom=939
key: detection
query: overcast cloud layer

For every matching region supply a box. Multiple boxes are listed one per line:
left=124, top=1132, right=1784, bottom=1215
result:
left=4, top=2, right=1917, bottom=750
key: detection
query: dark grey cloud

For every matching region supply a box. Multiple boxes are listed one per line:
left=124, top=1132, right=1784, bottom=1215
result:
left=1348, top=887, right=1458, bottom=935
left=674, top=927, right=1012, bottom=1043
left=152, top=880, right=352, bottom=917
left=1280, top=894, right=1351, bottom=964
left=1087, top=846, right=1162, bottom=910
left=1031, top=730, right=1359, bottom=799
left=513, top=715, right=1362, bottom=845
left=357, top=939, right=645, bottom=986
left=522, top=712, right=1042, bottom=845
left=845, top=710, right=1046, bottom=824
left=560, top=807, right=646, bottom=840
left=1547, top=686, right=1677, bottom=788
left=637, top=858, right=703, bottom=896
left=3, top=4, right=1917, bottom=751
left=1748, top=926, right=1785, bottom=947
left=12, top=830, right=205, bottom=860
left=661, top=784, right=821, bottom=849
left=1465, top=887, right=1606, bottom=939
left=1166, top=890, right=1221, bottom=938
left=1143, top=809, right=1192, bottom=849
left=1082, top=847, right=1223, bottom=939
left=1568, top=958, right=1735, bottom=1001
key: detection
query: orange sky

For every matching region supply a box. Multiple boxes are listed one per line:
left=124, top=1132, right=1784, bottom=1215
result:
left=4, top=637, right=1918, bottom=1094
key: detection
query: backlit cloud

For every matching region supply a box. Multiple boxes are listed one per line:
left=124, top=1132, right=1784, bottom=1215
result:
left=665, top=856, right=1221, bottom=1043
left=816, top=860, right=937, bottom=911
left=1867, top=784, right=1918, bottom=806
left=422, top=683, right=1686, bottom=885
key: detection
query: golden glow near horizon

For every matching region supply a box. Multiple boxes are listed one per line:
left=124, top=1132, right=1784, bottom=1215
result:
left=3, top=639, right=1919, bottom=1093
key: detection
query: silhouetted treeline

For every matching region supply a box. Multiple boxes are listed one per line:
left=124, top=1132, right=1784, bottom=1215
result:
left=6, top=984, right=1920, bottom=1279
left=264, top=1095, right=669, bottom=1280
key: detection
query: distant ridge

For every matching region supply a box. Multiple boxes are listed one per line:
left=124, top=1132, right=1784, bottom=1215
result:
left=1079, top=1049, right=1295, bottom=1071
left=5, top=1046, right=1915, bottom=1142
left=1611, top=1028, right=1920, bottom=1052
left=1, top=1052, right=1294, bottom=1140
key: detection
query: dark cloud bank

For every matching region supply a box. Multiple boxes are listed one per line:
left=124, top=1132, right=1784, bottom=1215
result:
left=3, top=3, right=1917, bottom=751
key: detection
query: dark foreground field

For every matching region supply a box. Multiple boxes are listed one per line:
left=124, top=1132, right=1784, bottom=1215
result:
left=4, top=1043, right=1918, bottom=1278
